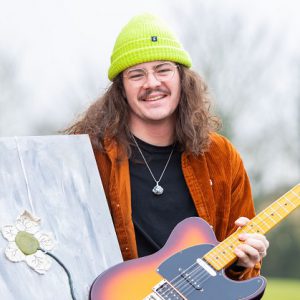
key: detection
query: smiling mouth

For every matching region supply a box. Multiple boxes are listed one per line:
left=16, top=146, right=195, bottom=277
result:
left=141, top=94, right=168, bottom=101
left=139, top=88, right=170, bottom=102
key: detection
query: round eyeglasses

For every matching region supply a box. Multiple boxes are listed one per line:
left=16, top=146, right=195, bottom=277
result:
left=123, top=62, right=178, bottom=86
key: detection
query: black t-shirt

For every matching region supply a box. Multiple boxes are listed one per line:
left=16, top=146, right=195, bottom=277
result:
left=129, top=136, right=198, bottom=257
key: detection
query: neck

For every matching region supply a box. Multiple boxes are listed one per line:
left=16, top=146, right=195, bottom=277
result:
left=130, top=118, right=175, bottom=146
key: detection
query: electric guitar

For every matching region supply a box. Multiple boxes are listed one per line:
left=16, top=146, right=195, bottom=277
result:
left=90, top=184, right=300, bottom=300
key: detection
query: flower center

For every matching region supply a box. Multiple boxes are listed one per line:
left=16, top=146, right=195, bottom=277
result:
left=15, top=231, right=40, bottom=255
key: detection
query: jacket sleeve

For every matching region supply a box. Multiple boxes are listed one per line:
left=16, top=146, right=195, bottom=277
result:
left=224, top=139, right=261, bottom=280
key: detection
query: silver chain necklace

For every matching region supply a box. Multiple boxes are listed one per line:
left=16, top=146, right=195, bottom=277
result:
left=131, top=135, right=175, bottom=195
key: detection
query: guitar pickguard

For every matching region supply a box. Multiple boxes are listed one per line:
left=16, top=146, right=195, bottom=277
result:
left=156, top=244, right=266, bottom=300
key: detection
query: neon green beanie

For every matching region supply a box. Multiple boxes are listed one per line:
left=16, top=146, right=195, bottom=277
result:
left=108, top=13, right=192, bottom=81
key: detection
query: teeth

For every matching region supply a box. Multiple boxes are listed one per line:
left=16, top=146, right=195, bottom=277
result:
left=145, top=95, right=165, bottom=101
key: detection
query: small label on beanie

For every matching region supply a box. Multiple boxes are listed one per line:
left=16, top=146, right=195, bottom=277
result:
left=151, top=36, right=158, bottom=42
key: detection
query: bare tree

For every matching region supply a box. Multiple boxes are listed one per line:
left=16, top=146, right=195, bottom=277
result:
left=171, top=0, right=300, bottom=279
left=0, top=50, right=28, bottom=136
left=172, top=0, right=298, bottom=196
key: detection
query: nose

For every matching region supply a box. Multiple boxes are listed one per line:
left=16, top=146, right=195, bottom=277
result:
left=142, top=71, right=161, bottom=89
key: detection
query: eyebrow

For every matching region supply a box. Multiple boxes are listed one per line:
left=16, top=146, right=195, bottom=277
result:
left=126, top=62, right=171, bottom=72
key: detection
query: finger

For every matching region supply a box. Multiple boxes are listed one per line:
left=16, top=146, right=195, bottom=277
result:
left=235, top=217, right=250, bottom=227
left=235, top=244, right=261, bottom=266
left=237, top=234, right=269, bottom=258
left=234, top=246, right=257, bottom=268
left=238, top=233, right=270, bottom=250
left=238, top=243, right=260, bottom=259
left=243, top=238, right=267, bottom=257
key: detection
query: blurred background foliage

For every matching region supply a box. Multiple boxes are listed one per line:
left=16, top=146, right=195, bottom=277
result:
left=171, top=1, right=300, bottom=279
left=0, top=0, right=299, bottom=280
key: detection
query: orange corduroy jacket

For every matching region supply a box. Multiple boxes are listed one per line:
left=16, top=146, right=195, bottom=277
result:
left=93, top=133, right=261, bottom=280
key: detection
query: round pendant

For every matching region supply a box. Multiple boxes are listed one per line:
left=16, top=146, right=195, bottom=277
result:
left=152, top=184, right=164, bottom=195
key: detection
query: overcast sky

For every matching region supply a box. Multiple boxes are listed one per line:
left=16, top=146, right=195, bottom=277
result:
left=0, top=0, right=299, bottom=133
left=0, top=0, right=299, bottom=191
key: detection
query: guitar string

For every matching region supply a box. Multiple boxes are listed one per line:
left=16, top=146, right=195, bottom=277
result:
left=181, top=196, right=295, bottom=297
left=181, top=267, right=214, bottom=296
left=171, top=265, right=210, bottom=296
left=158, top=263, right=204, bottom=298
left=158, top=261, right=205, bottom=297
left=168, top=198, right=297, bottom=297
left=182, top=273, right=211, bottom=296
left=163, top=264, right=207, bottom=295
left=159, top=197, right=298, bottom=298
left=167, top=198, right=296, bottom=298
left=161, top=216, right=274, bottom=298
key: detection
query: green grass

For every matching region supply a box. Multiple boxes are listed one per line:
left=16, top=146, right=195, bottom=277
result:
left=262, top=278, right=300, bottom=299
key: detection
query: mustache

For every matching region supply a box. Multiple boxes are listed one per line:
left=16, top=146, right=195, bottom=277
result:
left=138, top=88, right=171, bottom=100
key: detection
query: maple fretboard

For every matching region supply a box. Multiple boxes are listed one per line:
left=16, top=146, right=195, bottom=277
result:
left=203, top=184, right=300, bottom=270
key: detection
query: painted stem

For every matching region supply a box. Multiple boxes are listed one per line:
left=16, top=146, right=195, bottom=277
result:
left=40, top=249, right=77, bottom=300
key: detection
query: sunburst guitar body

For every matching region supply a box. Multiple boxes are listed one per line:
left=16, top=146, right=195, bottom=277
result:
left=90, top=184, right=300, bottom=300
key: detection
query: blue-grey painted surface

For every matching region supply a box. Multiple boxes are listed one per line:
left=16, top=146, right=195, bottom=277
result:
left=0, top=135, right=123, bottom=300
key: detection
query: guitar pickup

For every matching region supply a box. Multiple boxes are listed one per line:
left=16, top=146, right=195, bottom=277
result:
left=152, top=279, right=185, bottom=300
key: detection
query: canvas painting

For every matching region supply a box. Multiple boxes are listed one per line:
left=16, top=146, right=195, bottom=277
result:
left=0, top=135, right=122, bottom=300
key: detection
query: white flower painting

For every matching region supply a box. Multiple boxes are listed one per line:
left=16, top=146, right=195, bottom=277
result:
left=1, top=210, right=55, bottom=274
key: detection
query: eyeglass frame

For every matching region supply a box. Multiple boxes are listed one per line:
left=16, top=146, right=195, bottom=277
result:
left=122, top=62, right=178, bottom=86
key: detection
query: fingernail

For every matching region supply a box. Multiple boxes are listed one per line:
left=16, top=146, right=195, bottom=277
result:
left=239, top=234, right=246, bottom=240
left=234, top=248, right=242, bottom=256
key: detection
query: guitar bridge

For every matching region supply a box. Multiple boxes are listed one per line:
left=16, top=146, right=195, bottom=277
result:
left=143, top=280, right=168, bottom=300
left=143, top=292, right=163, bottom=300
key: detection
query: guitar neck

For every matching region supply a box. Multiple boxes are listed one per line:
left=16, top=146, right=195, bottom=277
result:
left=203, top=184, right=300, bottom=271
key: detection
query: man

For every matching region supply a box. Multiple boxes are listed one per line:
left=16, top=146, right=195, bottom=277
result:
left=66, top=13, right=269, bottom=281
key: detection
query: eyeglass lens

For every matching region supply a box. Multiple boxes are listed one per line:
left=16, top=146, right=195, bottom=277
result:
left=125, top=63, right=176, bottom=83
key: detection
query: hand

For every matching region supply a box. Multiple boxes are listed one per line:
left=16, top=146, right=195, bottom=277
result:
left=234, top=217, right=269, bottom=268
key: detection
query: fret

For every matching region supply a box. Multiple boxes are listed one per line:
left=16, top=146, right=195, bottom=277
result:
left=248, top=221, right=265, bottom=233
left=256, top=215, right=271, bottom=230
left=291, top=190, right=300, bottom=204
left=292, top=191, right=300, bottom=200
left=204, top=236, right=240, bottom=270
left=277, top=200, right=290, bottom=213
left=210, top=251, right=227, bottom=265
left=263, top=211, right=276, bottom=224
left=283, top=195, right=296, bottom=208
left=203, top=184, right=300, bottom=271
left=206, top=248, right=227, bottom=265
left=220, top=239, right=238, bottom=255
left=269, top=206, right=283, bottom=219
left=216, top=244, right=235, bottom=261
left=205, top=252, right=223, bottom=270
left=246, top=221, right=262, bottom=233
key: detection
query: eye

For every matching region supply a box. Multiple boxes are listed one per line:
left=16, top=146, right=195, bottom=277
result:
left=155, top=64, right=174, bottom=76
left=127, top=70, right=145, bottom=80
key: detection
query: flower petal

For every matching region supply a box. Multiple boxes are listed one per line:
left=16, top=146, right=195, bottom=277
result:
left=35, top=232, right=55, bottom=251
left=1, top=225, right=18, bottom=241
left=25, top=250, right=52, bottom=274
left=4, top=242, right=26, bottom=262
left=16, top=210, right=40, bottom=234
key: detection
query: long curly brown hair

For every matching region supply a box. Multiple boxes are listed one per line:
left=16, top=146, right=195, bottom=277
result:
left=65, top=65, right=220, bottom=156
